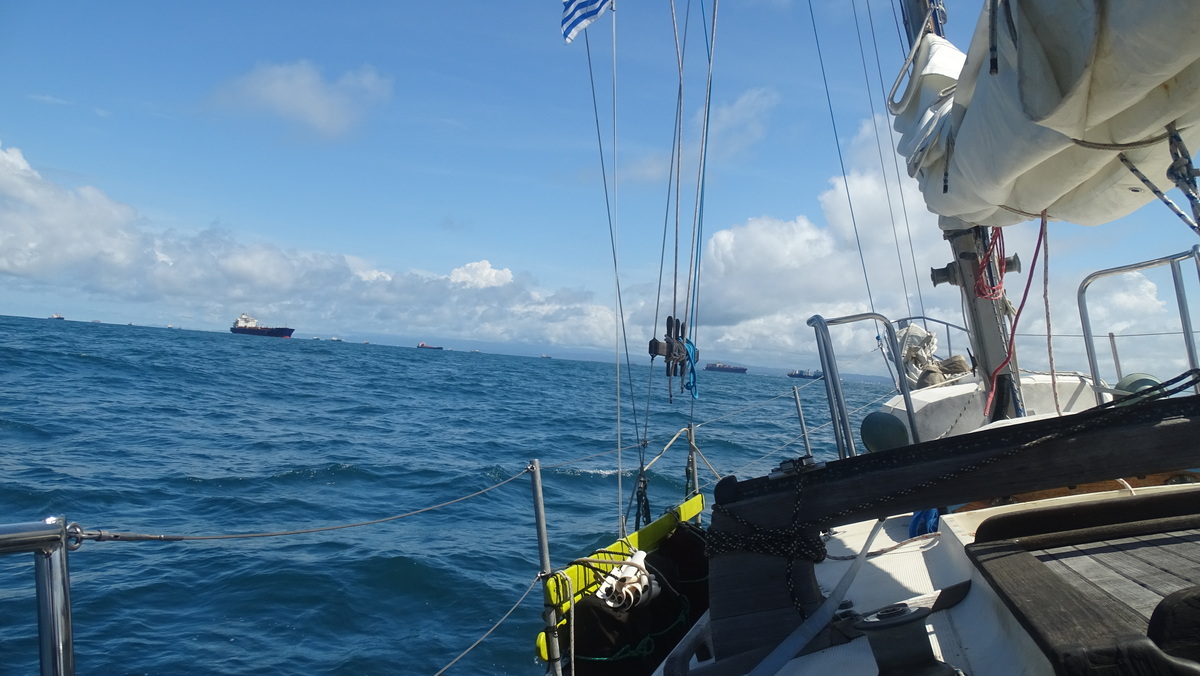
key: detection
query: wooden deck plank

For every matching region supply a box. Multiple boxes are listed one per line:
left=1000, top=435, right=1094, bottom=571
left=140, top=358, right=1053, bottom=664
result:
left=1033, top=530, right=1200, bottom=623
left=1037, top=544, right=1164, bottom=623
left=1082, top=540, right=1192, bottom=599
left=1121, top=530, right=1200, bottom=575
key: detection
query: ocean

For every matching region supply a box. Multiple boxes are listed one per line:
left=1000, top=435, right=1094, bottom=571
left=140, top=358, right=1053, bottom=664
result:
left=0, top=314, right=893, bottom=675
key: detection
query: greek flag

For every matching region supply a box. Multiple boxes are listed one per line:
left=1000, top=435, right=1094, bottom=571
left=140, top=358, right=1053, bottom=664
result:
left=562, top=0, right=612, bottom=44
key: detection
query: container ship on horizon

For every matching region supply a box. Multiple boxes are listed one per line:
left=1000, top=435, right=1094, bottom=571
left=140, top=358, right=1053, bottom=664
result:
left=703, top=362, right=747, bottom=374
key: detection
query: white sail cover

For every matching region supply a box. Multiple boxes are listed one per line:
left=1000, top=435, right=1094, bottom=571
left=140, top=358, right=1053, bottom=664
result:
left=893, top=0, right=1200, bottom=229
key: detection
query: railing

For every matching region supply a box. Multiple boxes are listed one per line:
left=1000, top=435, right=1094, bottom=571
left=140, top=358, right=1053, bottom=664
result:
left=807, top=312, right=919, bottom=459
left=1078, top=245, right=1200, bottom=405
left=892, top=316, right=970, bottom=360
left=0, top=516, right=75, bottom=676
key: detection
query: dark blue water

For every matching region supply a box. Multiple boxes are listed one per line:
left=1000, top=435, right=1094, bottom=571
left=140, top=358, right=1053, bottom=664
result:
left=0, top=315, right=892, bottom=674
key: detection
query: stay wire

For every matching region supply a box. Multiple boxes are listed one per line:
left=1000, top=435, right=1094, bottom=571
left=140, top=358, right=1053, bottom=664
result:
left=583, top=22, right=648, bottom=537
left=808, top=0, right=877, bottom=317
left=78, top=469, right=530, bottom=544
left=851, top=0, right=912, bottom=320
left=434, top=575, right=540, bottom=676
left=686, top=0, right=717, bottom=366
left=650, top=0, right=691, bottom=413
left=865, top=0, right=928, bottom=321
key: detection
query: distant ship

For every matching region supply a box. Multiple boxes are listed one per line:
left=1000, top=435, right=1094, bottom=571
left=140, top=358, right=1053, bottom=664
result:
left=787, top=369, right=824, bottom=380
left=703, top=362, right=747, bottom=374
left=417, top=342, right=443, bottom=350
left=229, top=313, right=294, bottom=338
left=49, top=314, right=65, bottom=320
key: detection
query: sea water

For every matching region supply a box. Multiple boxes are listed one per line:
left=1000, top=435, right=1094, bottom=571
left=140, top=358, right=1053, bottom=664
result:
left=0, top=315, right=893, bottom=675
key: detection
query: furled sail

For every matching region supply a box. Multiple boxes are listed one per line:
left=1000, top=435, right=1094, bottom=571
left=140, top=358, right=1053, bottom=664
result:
left=892, top=0, right=1200, bottom=229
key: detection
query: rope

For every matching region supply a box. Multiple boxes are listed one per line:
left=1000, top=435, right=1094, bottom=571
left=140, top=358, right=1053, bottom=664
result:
left=693, top=389, right=795, bottom=429
left=1119, top=152, right=1200, bottom=235
left=983, top=221, right=1045, bottom=417
left=974, top=227, right=1006, bottom=300
left=1166, top=122, right=1200, bottom=229
left=433, top=575, right=540, bottom=676
left=1040, top=215, right=1062, bottom=415
left=1072, top=131, right=1170, bottom=151
left=707, top=477, right=828, bottom=619
left=824, top=532, right=940, bottom=561
left=76, top=468, right=530, bottom=544
left=746, top=518, right=886, bottom=676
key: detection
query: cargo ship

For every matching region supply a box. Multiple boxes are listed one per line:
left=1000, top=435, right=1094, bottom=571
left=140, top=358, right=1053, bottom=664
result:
left=786, top=368, right=823, bottom=379
left=230, top=314, right=294, bottom=338
left=703, top=362, right=746, bottom=374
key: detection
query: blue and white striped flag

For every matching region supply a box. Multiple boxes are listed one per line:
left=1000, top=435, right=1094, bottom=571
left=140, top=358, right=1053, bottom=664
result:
left=562, top=0, right=613, bottom=44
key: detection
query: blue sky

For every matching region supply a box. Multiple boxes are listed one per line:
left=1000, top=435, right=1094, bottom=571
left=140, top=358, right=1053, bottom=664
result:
left=2, top=1, right=1198, bottom=378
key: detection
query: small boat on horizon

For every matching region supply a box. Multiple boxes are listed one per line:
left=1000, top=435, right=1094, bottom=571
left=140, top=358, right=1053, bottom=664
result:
left=49, top=314, right=64, bottom=320
left=417, top=342, right=443, bottom=350
left=229, top=313, right=294, bottom=338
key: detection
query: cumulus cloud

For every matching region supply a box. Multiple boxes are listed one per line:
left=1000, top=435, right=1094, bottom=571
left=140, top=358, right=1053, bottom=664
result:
left=215, top=61, right=393, bottom=137
left=0, top=141, right=614, bottom=348
left=685, top=116, right=1189, bottom=379
left=2, top=103, right=1188, bottom=376
left=449, top=260, right=513, bottom=288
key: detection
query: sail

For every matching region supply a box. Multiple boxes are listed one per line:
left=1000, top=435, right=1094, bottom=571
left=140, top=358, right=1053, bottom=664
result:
left=892, top=0, right=1200, bottom=229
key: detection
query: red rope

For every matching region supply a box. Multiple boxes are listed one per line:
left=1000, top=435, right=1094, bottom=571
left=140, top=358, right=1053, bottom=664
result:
left=983, top=215, right=1047, bottom=418
left=974, top=227, right=1006, bottom=299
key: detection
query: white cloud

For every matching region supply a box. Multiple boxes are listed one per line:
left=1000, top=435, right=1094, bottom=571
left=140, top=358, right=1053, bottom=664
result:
left=707, top=87, right=780, bottom=159
left=29, top=94, right=71, bottom=106
left=0, top=141, right=616, bottom=348
left=684, top=115, right=1197, bottom=378
left=449, top=260, right=513, bottom=288
left=215, top=61, right=393, bottom=137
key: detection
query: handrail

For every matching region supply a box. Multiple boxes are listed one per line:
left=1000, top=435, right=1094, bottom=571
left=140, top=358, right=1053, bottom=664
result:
left=1078, top=246, right=1200, bottom=405
left=893, top=315, right=969, bottom=359
left=807, top=313, right=920, bottom=459
left=0, top=517, right=75, bottom=676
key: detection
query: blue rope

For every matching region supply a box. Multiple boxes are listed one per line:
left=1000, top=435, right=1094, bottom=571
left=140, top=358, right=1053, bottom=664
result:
left=684, top=339, right=699, bottom=399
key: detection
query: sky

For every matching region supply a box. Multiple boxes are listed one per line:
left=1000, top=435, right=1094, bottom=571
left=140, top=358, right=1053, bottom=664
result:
left=2, top=1, right=1199, bottom=380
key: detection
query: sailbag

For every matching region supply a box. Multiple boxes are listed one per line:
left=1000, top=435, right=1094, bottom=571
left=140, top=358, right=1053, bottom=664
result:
left=893, top=0, right=1200, bottom=228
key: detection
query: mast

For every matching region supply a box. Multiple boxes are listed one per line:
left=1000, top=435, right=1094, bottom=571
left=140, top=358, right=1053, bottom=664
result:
left=933, top=219, right=1022, bottom=420
left=894, top=0, right=1022, bottom=420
